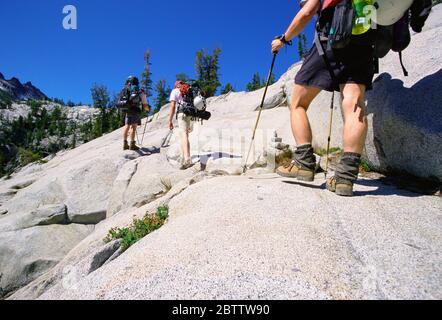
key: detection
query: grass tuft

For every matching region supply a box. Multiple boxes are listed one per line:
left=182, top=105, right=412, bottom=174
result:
left=314, top=147, right=342, bottom=157
left=359, top=159, right=375, bottom=173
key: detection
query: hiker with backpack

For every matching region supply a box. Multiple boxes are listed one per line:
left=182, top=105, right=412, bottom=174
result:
left=270, top=0, right=431, bottom=196
left=117, top=76, right=149, bottom=151
left=168, top=80, right=210, bottom=170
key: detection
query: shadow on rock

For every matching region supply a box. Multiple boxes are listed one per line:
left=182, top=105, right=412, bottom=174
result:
left=366, top=70, right=442, bottom=183
left=281, top=180, right=325, bottom=190
left=353, top=179, right=423, bottom=197
left=135, top=146, right=160, bottom=157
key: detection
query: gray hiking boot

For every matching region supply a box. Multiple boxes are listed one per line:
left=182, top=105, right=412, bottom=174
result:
left=326, top=176, right=354, bottom=197
left=327, top=152, right=362, bottom=197
left=276, top=161, right=315, bottom=182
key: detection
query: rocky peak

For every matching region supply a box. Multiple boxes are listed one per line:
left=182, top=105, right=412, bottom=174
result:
left=9, top=77, right=21, bottom=85
left=0, top=73, right=47, bottom=101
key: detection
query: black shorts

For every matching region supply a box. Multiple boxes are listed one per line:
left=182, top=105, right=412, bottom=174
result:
left=295, top=37, right=376, bottom=92
left=125, top=113, right=141, bottom=126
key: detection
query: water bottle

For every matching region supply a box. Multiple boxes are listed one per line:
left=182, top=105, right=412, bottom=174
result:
left=352, top=0, right=373, bottom=35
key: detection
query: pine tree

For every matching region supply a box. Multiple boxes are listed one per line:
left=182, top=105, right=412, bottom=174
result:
left=297, top=33, right=309, bottom=60
left=246, top=73, right=262, bottom=92
left=268, top=73, right=276, bottom=86
left=91, top=84, right=110, bottom=109
left=221, top=83, right=235, bottom=94
left=246, top=72, right=276, bottom=92
left=154, top=80, right=171, bottom=113
left=141, top=50, right=153, bottom=99
left=195, top=48, right=222, bottom=97
left=91, top=84, right=110, bottom=136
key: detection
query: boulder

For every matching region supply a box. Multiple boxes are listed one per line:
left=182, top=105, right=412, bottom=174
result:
left=364, top=22, right=442, bottom=181
left=62, top=157, right=125, bottom=223
left=68, top=210, right=107, bottom=225
left=0, top=224, right=93, bottom=298
left=0, top=204, right=67, bottom=232
left=4, top=178, right=66, bottom=216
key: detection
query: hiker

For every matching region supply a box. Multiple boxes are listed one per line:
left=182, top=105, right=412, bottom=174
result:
left=168, top=80, right=195, bottom=170
left=271, top=0, right=377, bottom=197
left=271, top=0, right=432, bottom=196
left=118, top=76, right=149, bottom=151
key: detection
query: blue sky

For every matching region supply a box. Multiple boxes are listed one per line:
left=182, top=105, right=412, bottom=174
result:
left=0, top=0, right=316, bottom=104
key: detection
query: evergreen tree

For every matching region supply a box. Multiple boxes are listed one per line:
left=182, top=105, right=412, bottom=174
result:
left=91, top=84, right=110, bottom=109
left=195, top=48, right=222, bottom=97
left=246, top=72, right=276, bottom=92
left=297, top=33, right=309, bottom=60
left=246, top=73, right=262, bottom=92
left=141, top=50, right=153, bottom=99
left=91, top=84, right=110, bottom=136
left=154, top=80, right=171, bottom=113
left=221, top=83, right=235, bottom=94
left=0, top=91, right=12, bottom=109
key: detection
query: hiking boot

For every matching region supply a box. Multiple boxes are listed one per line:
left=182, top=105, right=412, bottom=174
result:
left=123, top=140, right=129, bottom=151
left=276, top=161, right=315, bottom=182
left=326, top=176, right=354, bottom=197
left=180, top=159, right=194, bottom=170
left=129, top=141, right=140, bottom=151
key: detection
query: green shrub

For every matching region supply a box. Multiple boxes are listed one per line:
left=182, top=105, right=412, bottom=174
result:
left=18, top=148, right=42, bottom=167
left=0, top=91, right=12, bottom=109
left=104, top=205, right=169, bottom=251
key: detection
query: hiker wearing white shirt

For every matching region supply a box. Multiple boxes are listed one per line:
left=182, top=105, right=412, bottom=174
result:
left=168, top=80, right=194, bottom=170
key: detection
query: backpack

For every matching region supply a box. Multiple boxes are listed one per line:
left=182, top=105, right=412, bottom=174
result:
left=318, top=0, right=375, bottom=51
left=374, top=0, right=432, bottom=76
left=117, top=85, right=144, bottom=114
left=317, top=0, right=432, bottom=76
left=327, top=0, right=355, bottom=49
left=177, top=81, right=211, bottom=122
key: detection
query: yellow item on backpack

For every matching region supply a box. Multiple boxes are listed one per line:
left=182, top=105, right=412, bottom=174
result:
left=352, top=0, right=374, bottom=35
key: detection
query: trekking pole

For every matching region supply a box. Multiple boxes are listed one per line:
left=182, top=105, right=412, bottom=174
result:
left=135, top=127, right=140, bottom=145
left=161, top=129, right=173, bottom=148
left=243, top=53, right=277, bottom=173
left=324, top=91, right=335, bottom=179
left=140, top=114, right=149, bottom=146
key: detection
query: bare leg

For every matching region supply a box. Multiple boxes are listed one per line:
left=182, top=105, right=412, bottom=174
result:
left=340, top=84, right=368, bottom=154
left=130, top=125, right=137, bottom=142
left=181, top=130, right=191, bottom=161
left=276, top=85, right=322, bottom=180
left=290, top=84, right=321, bottom=146
left=123, top=125, right=130, bottom=141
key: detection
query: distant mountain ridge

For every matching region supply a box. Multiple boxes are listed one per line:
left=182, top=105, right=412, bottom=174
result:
left=0, top=72, right=47, bottom=101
